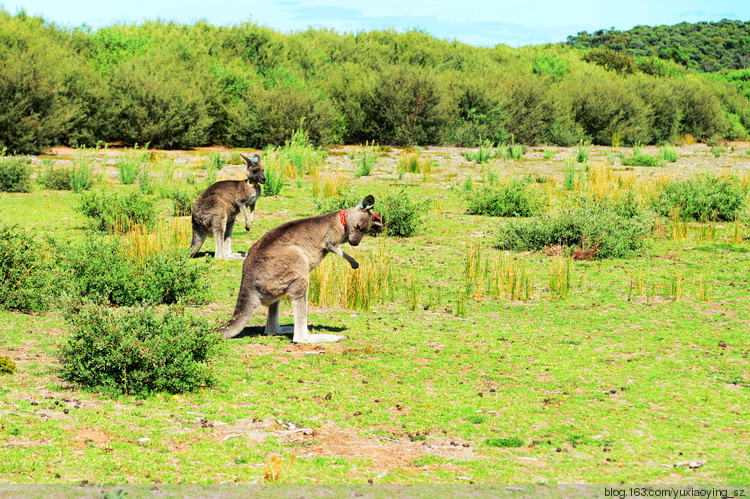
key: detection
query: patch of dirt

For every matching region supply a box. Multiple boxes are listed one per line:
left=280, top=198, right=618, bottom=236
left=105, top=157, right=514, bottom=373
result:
left=295, top=422, right=480, bottom=472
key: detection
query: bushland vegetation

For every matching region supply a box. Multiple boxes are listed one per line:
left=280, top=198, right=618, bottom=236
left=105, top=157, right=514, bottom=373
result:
left=2, top=11, right=750, bottom=154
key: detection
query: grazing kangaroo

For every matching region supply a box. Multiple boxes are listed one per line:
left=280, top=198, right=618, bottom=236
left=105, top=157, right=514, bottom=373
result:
left=221, top=195, right=383, bottom=343
left=190, top=153, right=266, bottom=260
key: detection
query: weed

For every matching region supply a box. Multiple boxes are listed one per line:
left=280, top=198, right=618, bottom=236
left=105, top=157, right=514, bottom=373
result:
left=205, top=152, right=227, bottom=170
left=71, top=149, right=95, bottom=193
left=463, top=140, right=498, bottom=164
left=563, top=158, right=576, bottom=190
left=543, top=149, right=555, bottom=159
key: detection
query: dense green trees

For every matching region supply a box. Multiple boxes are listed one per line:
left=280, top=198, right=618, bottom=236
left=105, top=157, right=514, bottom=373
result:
left=567, top=19, right=750, bottom=72
left=1, top=10, right=750, bottom=153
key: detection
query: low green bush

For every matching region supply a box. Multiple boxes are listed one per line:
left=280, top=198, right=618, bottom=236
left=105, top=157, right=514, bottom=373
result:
left=0, top=224, right=55, bottom=312
left=312, top=188, right=361, bottom=214
left=169, top=187, right=195, bottom=216
left=59, top=304, right=223, bottom=396
left=0, top=355, right=17, bottom=374
left=652, top=174, right=748, bottom=221
left=496, top=204, right=654, bottom=259
left=620, top=146, right=662, bottom=167
left=0, top=158, right=32, bottom=192
left=64, top=236, right=210, bottom=306
left=117, top=157, right=141, bottom=185
left=466, top=177, right=547, bottom=217
left=380, top=188, right=429, bottom=237
left=39, top=165, right=74, bottom=190
left=77, top=191, right=157, bottom=232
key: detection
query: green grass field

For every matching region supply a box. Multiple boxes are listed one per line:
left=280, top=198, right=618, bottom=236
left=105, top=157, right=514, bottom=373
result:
left=0, top=143, right=748, bottom=486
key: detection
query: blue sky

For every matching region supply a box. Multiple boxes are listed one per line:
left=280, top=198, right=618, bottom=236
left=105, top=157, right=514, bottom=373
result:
left=4, top=0, right=750, bottom=46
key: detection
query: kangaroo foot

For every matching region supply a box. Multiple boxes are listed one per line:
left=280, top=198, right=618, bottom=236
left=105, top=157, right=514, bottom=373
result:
left=293, top=333, right=347, bottom=344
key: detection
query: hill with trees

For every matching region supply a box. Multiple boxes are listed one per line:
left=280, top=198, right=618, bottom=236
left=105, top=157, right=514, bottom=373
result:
left=2, top=11, right=750, bottom=153
left=566, top=19, right=750, bottom=72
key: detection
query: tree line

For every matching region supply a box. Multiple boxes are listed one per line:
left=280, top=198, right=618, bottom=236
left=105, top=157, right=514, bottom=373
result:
left=2, top=10, right=750, bottom=154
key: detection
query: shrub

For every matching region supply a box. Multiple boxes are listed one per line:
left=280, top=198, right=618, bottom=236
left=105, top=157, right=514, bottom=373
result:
left=59, top=304, right=223, bottom=396
left=0, top=224, right=55, bottom=312
left=77, top=192, right=157, bottom=232
left=169, top=187, right=196, bottom=217
left=63, top=236, right=210, bottom=306
left=652, top=174, right=748, bottom=221
left=380, top=188, right=429, bottom=237
left=496, top=204, right=654, bottom=259
left=0, top=355, right=17, bottom=374
left=313, top=187, right=361, bottom=214
left=0, top=158, right=32, bottom=193
left=658, top=145, right=679, bottom=163
left=466, top=177, right=547, bottom=217
left=39, top=165, right=74, bottom=190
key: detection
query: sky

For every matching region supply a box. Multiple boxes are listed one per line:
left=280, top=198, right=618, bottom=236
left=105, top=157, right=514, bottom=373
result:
left=4, top=0, right=750, bottom=46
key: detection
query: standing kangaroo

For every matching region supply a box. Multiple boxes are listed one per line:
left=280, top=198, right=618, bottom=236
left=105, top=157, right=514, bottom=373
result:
left=221, top=195, right=383, bottom=343
left=190, top=153, right=266, bottom=260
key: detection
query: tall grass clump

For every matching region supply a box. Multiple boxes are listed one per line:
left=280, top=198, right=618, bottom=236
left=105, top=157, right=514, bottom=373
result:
left=309, top=236, right=395, bottom=310
left=64, top=234, right=210, bottom=306
left=652, top=173, right=748, bottom=221
left=71, top=149, right=95, bottom=193
left=0, top=224, right=56, bottom=312
left=77, top=192, right=157, bottom=232
left=548, top=255, right=572, bottom=300
left=204, top=152, right=227, bottom=171
left=354, top=141, right=378, bottom=178
left=620, top=145, right=662, bottom=167
left=466, top=176, right=547, bottom=217
left=0, top=157, right=32, bottom=193
left=496, top=204, right=655, bottom=259
left=276, top=125, right=327, bottom=177
left=380, top=188, right=429, bottom=237
left=116, top=145, right=150, bottom=185
left=463, top=140, right=499, bottom=164
left=575, top=142, right=590, bottom=163
left=563, top=158, right=577, bottom=190
left=658, top=145, right=679, bottom=163
left=59, top=303, right=223, bottom=396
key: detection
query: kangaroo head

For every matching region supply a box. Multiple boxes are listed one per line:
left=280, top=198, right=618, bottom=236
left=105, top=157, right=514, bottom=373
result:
left=241, top=153, right=266, bottom=185
left=345, top=195, right=383, bottom=246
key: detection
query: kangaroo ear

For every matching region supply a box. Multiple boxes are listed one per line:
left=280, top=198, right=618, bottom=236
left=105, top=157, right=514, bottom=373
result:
left=359, top=195, right=375, bottom=210
left=251, top=154, right=260, bottom=164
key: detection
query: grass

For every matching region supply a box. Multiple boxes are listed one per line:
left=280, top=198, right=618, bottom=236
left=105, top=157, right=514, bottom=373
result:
left=0, top=143, right=749, bottom=485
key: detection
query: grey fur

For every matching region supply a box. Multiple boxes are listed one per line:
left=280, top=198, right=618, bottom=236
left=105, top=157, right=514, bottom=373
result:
left=220, top=195, right=383, bottom=343
left=190, top=153, right=266, bottom=260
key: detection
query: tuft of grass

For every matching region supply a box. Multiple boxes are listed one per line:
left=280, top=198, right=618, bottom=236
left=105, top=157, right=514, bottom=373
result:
left=575, top=141, right=590, bottom=163
left=485, top=437, right=524, bottom=448
left=621, top=145, right=662, bottom=167
left=353, top=141, right=378, bottom=178
left=0, top=355, right=17, bottom=374
left=658, top=145, right=679, bottom=163
left=463, top=140, right=499, bottom=164
left=548, top=255, right=572, bottom=300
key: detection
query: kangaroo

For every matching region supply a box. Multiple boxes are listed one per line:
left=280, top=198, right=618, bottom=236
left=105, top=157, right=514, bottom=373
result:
left=190, top=153, right=266, bottom=260
left=221, top=195, right=383, bottom=343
